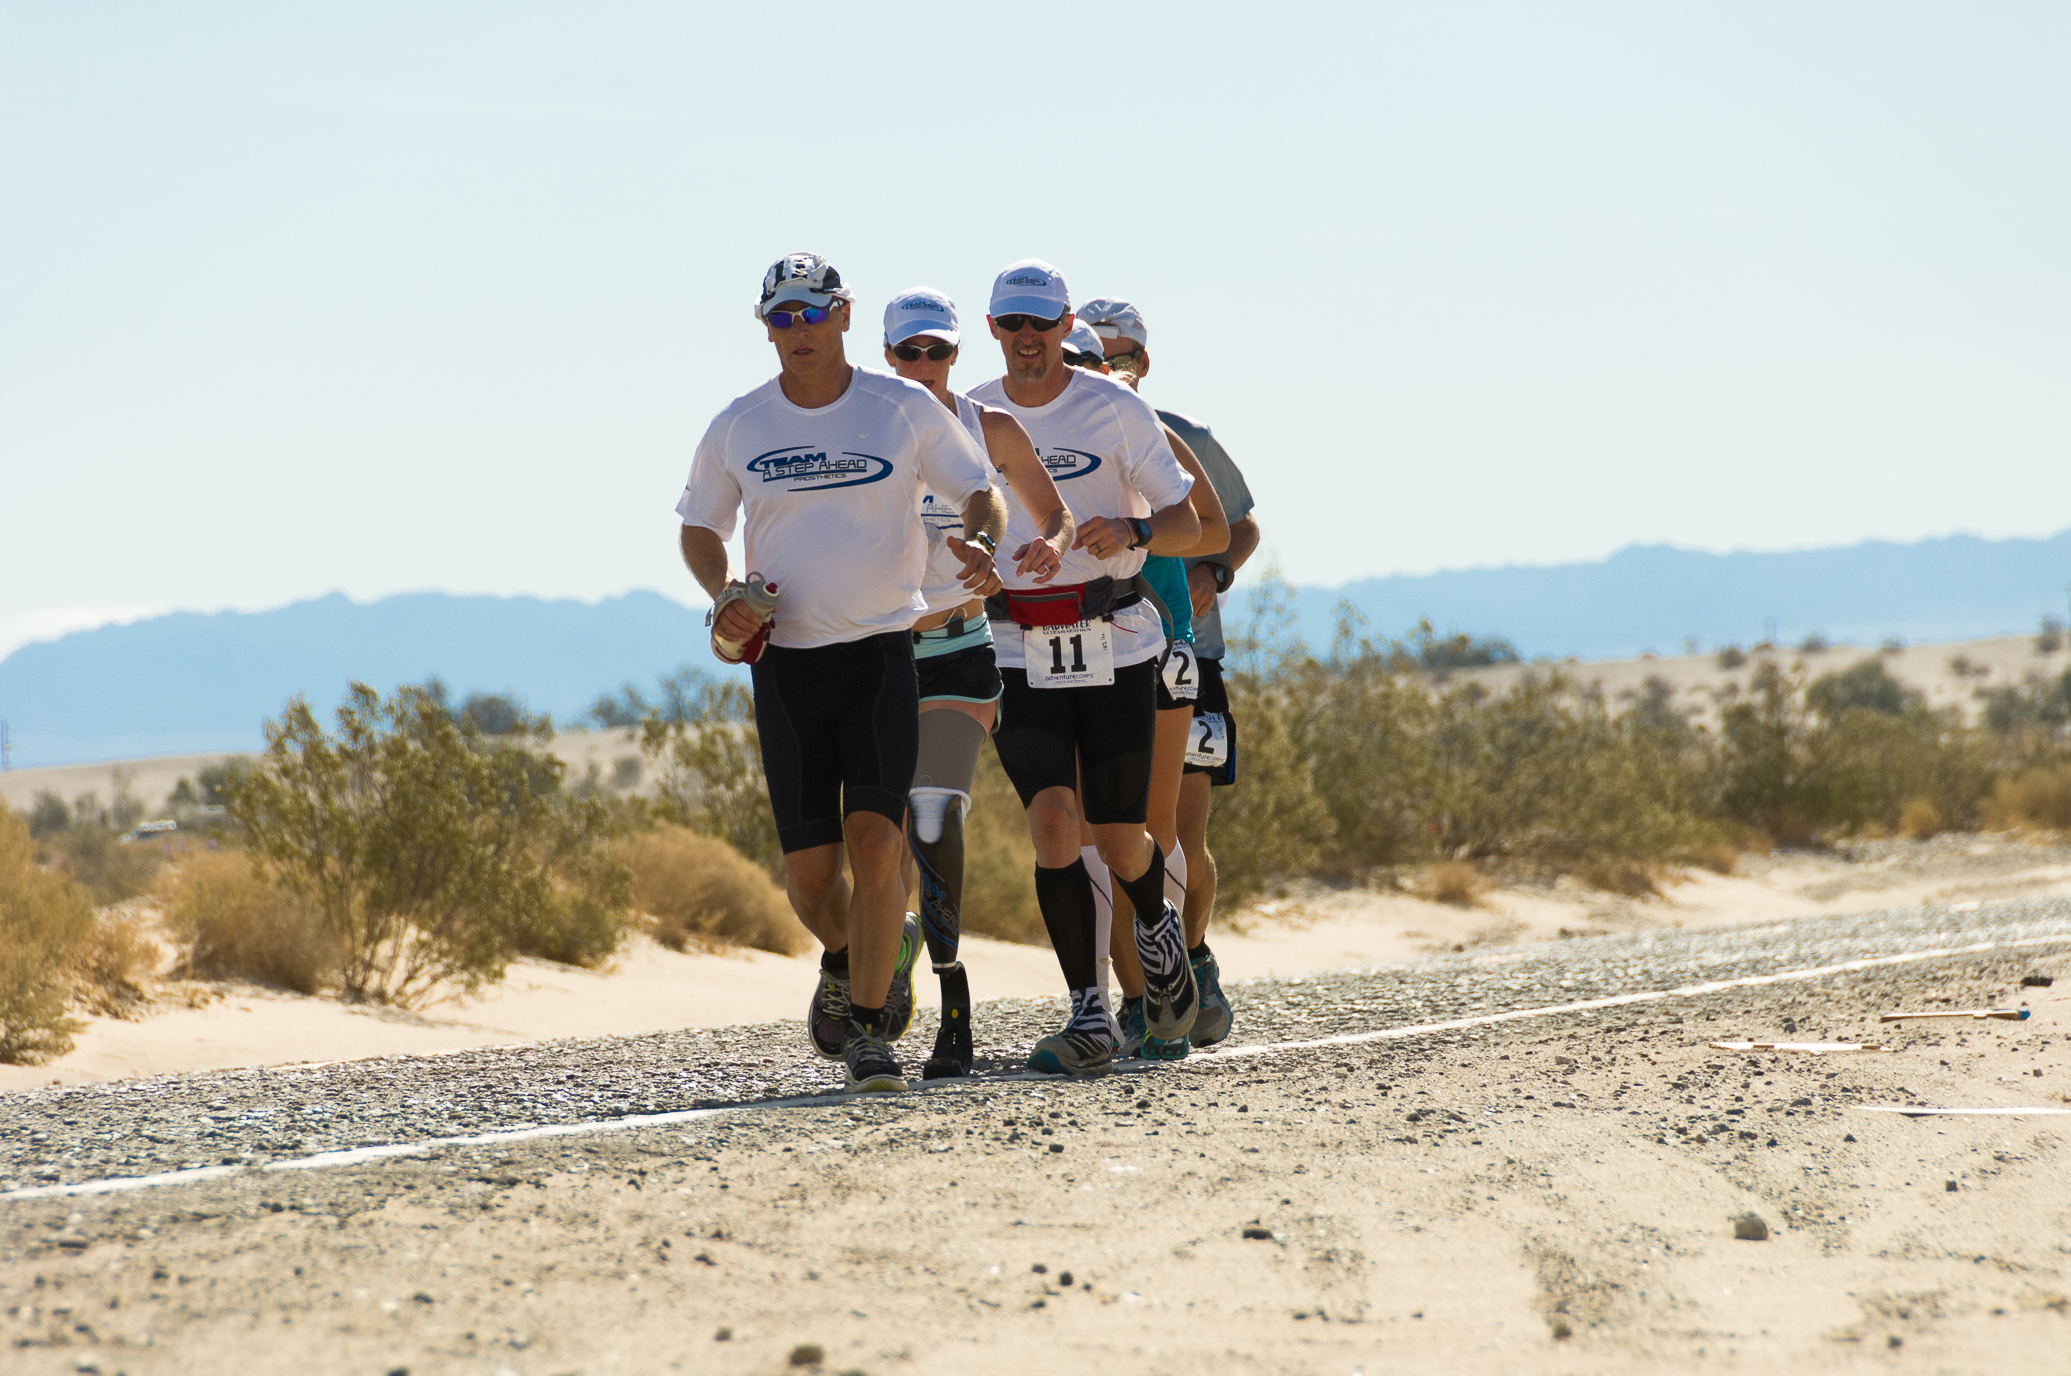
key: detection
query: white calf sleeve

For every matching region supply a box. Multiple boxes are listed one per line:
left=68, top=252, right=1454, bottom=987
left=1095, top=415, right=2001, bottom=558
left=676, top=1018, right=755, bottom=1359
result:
left=1163, top=843, right=1189, bottom=914
left=1082, top=844, right=1113, bottom=959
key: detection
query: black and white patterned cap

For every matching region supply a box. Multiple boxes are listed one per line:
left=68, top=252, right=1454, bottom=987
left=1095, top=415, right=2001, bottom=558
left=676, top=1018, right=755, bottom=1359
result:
left=755, top=251, right=854, bottom=320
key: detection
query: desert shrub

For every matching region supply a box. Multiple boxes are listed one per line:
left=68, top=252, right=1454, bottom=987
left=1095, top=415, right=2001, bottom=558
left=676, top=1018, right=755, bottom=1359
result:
left=2038, top=616, right=2065, bottom=655
left=1407, top=620, right=1520, bottom=672
left=1983, top=765, right=2071, bottom=831
left=1978, top=669, right=2071, bottom=739
left=166, top=850, right=336, bottom=994
left=1415, top=860, right=1487, bottom=907
left=1898, top=796, right=1943, bottom=839
left=0, top=809, right=93, bottom=1062
left=46, top=824, right=163, bottom=905
left=640, top=674, right=781, bottom=874
left=1804, top=707, right=1992, bottom=835
left=1716, top=645, right=1747, bottom=670
left=619, top=826, right=803, bottom=955
left=68, top=913, right=158, bottom=1017
left=26, top=792, right=70, bottom=839
left=1807, top=658, right=1918, bottom=718
left=228, top=681, right=632, bottom=1007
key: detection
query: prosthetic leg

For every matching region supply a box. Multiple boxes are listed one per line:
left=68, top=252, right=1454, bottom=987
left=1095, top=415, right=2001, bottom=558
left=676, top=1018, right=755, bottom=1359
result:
left=910, top=711, right=986, bottom=1079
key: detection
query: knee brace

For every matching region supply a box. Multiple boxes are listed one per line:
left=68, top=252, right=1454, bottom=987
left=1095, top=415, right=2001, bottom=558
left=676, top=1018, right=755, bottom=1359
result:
left=911, top=710, right=986, bottom=843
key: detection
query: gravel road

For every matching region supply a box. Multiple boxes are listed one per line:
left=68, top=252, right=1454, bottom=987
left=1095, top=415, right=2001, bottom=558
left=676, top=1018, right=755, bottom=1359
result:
left=5, top=898, right=2069, bottom=1192
left=4, top=898, right=2069, bottom=1374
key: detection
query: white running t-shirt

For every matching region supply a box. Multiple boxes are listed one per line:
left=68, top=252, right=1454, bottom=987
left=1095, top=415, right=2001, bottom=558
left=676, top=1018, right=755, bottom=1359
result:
left=916, top=393, right=996, bottom=616
left=967, top=367, right=1193, bottom=671
left=676, top=368, right=992, bottom=650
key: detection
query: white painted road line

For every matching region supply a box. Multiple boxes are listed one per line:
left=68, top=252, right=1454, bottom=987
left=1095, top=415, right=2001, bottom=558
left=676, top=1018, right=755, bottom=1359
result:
left=6, top=930, right=2066, bottom=1203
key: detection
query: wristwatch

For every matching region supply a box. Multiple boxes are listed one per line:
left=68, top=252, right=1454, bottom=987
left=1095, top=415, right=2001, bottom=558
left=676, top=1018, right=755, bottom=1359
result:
left=1126, top=517, right=1153, bottom=550
left=972, top=531, right=998, bottom=556
left=1202, top=558, right=1235, bottom=594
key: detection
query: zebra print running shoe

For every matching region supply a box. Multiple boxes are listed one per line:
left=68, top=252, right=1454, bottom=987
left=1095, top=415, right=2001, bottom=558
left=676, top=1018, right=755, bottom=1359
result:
left=1133, top=899, right=1198, bottom=1043
left=1027, top=990, right=1114, bottom=1078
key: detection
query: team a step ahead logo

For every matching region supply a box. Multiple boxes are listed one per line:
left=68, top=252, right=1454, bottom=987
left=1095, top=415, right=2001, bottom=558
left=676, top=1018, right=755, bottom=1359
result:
left=749, top=446, right=894, bottom=492
left=1039, top=447, right=1103, bottom=481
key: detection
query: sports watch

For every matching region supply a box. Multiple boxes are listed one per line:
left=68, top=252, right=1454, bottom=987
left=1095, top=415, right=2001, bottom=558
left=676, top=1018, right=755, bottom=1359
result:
left=1125, top=517, right=1153, bottom=550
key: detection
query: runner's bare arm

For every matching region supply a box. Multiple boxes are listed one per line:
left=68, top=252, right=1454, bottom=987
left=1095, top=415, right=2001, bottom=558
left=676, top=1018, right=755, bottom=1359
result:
left=1190, top=513, right=1260, bottom=615
left=946, top=486, right=1009, bottom=592
left=680, top=524, right=760, bottom=642
left=979, top=407, right=1072, bottom=582
left=1161, top=425, right=1229, bottom=559
left=1073, top=500, right=1200, bottom=561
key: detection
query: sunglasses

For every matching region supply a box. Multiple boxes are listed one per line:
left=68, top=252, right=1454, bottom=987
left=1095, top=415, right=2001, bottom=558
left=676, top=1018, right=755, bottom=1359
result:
left=767, top=304, right=836, bottom=329
left=1103, top=347, right=1144, bottom=369
left=993, top=312, right=1064, bottom=333
left=891, top=340, right=955, bottom=362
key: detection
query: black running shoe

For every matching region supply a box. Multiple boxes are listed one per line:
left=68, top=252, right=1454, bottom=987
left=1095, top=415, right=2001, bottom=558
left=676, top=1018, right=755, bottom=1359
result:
left=842, top=1020, right=906, bottom=1094
left=1134, top=899, right=1198, bottom=1043
left=807, top=965, right=851, bottom=1061
left=885, top=914, right=922, bottom=1042
left=923, top=962, right=974, bottom=1080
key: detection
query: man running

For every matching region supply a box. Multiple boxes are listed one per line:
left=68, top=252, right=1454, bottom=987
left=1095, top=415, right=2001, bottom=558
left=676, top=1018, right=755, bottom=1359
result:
left=879, top=286, right=1074, bottom=1078
left=970, top=258, right=1202, bottom=1077
left=676, top=252, right=1003, bottom=1093
left=1056, top=329, right=1229, bottom=1060
left=1079, top=296, right=1262, bottom=1047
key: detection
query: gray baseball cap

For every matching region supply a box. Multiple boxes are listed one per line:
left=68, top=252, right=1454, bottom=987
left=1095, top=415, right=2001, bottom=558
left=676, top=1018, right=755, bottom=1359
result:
left=1077, top=297, right=1147, bottom=348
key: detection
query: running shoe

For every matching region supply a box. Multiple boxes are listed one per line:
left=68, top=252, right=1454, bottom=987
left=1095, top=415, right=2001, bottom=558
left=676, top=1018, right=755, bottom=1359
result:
left=885, top=914, right=923, bottom=1042
left=1116, top=996, right=1147, bottom=1060
left=806, top=964, right=851, bottom=1061
left=1027, top=991, right=1114, bottom=1078
left=1133, top=899, right=1198, bottom=1043
left=1141, top=1029, right=1190, bottom=1061
left=842, top=1019, right=907, bottom=1094
left=923, top=962, right=974, bottom=1080
left=1188, top=949, right=1233, bottom=1047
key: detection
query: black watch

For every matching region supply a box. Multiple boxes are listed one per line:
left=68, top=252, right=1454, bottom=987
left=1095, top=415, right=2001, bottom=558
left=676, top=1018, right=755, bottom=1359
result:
left=1126, top=517, right=1153, bottom=550
left=1206, top=560, right=1235, bottom=594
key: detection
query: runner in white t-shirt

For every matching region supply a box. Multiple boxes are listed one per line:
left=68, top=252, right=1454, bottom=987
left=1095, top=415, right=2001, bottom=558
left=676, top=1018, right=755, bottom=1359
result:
left=879, top=286, right=1073, bottom=1079
left=967, top=258, right=1203, bottom=1077
left=676, top=252, right=1003, bottom=1094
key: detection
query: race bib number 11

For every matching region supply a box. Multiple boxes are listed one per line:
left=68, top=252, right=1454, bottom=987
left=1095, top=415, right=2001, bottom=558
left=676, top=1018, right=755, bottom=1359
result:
left=1024, top=618, right=1115, bottom=688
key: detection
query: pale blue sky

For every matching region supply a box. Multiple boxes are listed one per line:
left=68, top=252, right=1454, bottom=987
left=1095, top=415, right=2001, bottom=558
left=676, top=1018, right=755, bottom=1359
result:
left=3, top=2, right=2066, bottom=659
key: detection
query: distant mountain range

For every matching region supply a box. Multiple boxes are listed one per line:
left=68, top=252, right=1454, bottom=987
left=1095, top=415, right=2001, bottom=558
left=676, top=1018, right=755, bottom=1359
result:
left=1272, top=529, right=2071, bottom=662
left=2, top=529, right=2067, bottom=768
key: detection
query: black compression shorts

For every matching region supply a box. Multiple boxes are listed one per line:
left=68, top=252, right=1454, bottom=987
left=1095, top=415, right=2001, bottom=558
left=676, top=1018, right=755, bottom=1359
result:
left=749, top=631, right=919, bottom=853
left=993, top=658, right=1157, bottom=825
left=1181, top=655, right=1238, bottom=786
left=916, top=641, right=1003, bottom=705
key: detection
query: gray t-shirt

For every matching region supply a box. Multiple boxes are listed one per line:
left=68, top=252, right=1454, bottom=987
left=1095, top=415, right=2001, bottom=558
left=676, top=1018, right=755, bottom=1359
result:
left=1158, top=408, right=1254, bottom=661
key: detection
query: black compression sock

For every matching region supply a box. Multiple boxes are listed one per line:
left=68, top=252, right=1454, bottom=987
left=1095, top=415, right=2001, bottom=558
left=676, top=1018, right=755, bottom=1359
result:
left=1188, top=941, right=1211, bottom=961
left=1033, top=861, right=1099, bottom=990
left=1116, top=844, right=1170, bottom=927
left=850, top=1003, right=886, bottom=1036
left=822, top=947, right=850, bottom=974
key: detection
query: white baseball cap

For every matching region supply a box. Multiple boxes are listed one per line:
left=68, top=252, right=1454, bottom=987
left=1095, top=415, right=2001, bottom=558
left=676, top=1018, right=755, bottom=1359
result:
left=755, top=251, right=853, bottom=321
left=989, top=258, right=1071, bottom=320
left=1077, top=297, right=1147, bottom=348
left=883, top=287, right=960, bottom=347
left=1062, top=320, right=1106, bottom=361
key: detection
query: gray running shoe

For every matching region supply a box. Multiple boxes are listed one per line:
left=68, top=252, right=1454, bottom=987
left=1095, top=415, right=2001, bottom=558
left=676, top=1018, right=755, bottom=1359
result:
left=842, top=1020, right=906, bottom=1094
left=1134, top=900, right=1198, bottom=1043
left=1188, top=949, right=1233, bottom=1047
left=1028, top=991, right=1115, bottom=1077
left=885, top=914, right=922, bottom=1042
left=1116, top=996, right=1147, bottom=1060
left=807, top=965, right=851, bottom=1061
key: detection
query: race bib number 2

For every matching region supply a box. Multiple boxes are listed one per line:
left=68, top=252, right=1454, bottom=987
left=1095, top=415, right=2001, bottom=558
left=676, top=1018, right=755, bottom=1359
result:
left=1185, top=712, right=1229, bottom=767
left=1024, top=618, right=1115, bottom=688
left=1160, top=640, right=1199, bottom=701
